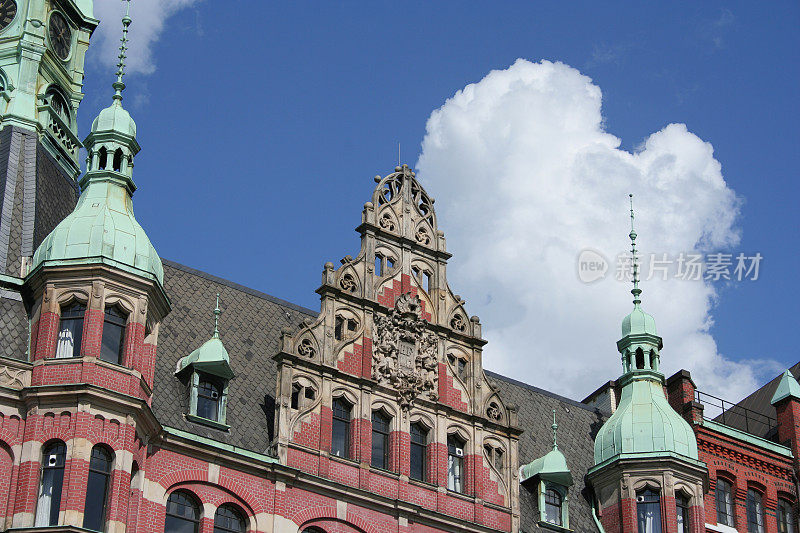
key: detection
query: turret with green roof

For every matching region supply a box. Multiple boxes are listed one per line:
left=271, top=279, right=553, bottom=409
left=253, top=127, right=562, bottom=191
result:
left=592, top=195, right=698, bottom=467
left=28, top=6, right=163, bottom=286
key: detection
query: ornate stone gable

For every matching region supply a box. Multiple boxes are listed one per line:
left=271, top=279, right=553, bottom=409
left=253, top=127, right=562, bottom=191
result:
left=373, top=292, right=438, bottom=409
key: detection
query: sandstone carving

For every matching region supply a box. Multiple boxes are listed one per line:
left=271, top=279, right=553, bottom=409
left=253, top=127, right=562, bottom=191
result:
left=373, top=292, right=438, bottom=409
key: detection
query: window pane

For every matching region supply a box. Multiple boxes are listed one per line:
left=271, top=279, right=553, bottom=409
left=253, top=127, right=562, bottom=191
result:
left=637, top=489, right=662, bottom=533
left=197, top=379, right=221, bottom=421
left=677, top=496, right=690, bottom=533
left=371, top=429, right=387, bottom=469
left=165, top=492, right=199, bottom=533
left=57, top=303, right=84, bottom=359
left=100, top=321, right=124, bottom=364
left=332, top=418, right=349, bottom=458
left=214, top=504, right=246, bottom=533
left=716, top=480, right=734, bottom=526
left=410, top=423, right=427, bottom=481
left=747, top=490, right=764, bottom=533
left=83, top=469, right=109, bottom=530
left=545, top=489, right=562, bottom=525
left=35, top=442, right=66, bottom=526
left=779, top=501, right=795, bottom=533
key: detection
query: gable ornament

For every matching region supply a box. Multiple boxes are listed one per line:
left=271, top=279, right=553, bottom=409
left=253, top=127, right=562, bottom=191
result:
left=373, top=292, right=438, bottom=409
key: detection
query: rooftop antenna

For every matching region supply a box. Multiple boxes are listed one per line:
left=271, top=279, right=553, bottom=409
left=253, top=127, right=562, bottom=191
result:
left=629, top=194, right=641, bottom=307
left=112, top=0, right=132, bottom=102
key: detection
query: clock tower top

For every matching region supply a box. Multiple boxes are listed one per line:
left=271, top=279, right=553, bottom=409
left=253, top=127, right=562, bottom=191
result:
left=0, top=0, right=98, bottom=178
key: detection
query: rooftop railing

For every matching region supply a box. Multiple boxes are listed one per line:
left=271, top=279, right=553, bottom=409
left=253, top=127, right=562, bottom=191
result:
left=695, top=390, right=777, bottom=437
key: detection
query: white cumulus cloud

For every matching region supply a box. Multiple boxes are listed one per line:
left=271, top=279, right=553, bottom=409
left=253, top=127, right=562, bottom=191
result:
left=92, top=0, right=200, bottom=76
left=417, top=59, right=773, bottom=403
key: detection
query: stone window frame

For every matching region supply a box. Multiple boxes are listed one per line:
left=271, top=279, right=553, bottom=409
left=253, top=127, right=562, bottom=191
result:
left=53, top=292, right=89, bottom=359
left=374, top=245, right=399, bottom=279
left=290, top=376, right=319, bottom=412
left=674, top=485, right=694, bottom=533
left=333, top=308, right=360, bottom=344
left=633, top=481, right=664, bottom=533
left=370, top=405, right=394, bottom=471
left=411, top=259, right=434, bottom=295
left=446, top=425, right=470, bottom=495
left=408, top=415, right=433, bottom=484
left=482, top=437, right=506, bottom=478
left=98, top=293, right=136, bottom=367
left=330, top=388, right=358, bottom=461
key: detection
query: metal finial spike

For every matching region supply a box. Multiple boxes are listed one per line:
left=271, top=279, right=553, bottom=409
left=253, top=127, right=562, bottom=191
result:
left=551, top=409, right=558, bottom=450
left=112, top=0, right=132, bottom=102
left=213, top=293, right=221, bottom=337
left=629, top=194, right=642, bottom=306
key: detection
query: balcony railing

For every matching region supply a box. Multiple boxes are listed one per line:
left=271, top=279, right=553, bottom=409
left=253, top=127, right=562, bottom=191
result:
left=695, top=390, right=777, bottom=437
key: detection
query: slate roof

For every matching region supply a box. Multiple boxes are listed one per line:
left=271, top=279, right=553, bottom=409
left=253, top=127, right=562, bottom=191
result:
left=487, top=372, right=606, bottom=533
left=153, top=261, right=607, bottom=530
left=154, top=260, right=316, bottom=452
left=712, top=361, right=800, bottom=440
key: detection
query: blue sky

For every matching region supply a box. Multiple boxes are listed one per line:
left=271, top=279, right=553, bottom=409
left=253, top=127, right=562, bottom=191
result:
left=80, top=1, right=799, bottom=400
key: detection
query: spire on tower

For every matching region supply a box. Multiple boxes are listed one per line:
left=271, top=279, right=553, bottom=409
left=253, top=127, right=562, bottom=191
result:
left=629, top=193, right=642, bottom=307
left=112, top=0, right=132, bottom=102
left=213, top=293, right=221, bottom=338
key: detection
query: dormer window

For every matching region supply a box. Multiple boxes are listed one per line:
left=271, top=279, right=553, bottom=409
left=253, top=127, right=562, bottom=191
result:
left=197, top=377, right=222, bottom=422
left=544, top=488, right=563, bottom=526
left=100, top=305, right=127, bottom=365
left=56, top=301, right=85, bottom=358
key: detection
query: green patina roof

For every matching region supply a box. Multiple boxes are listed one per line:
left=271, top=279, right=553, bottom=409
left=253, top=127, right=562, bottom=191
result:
left=30, top=176, right=163, bottom=284
left=771, top=370, right=800, bottom=405
left=621, top=304, right=657, bottom=337
left=91, top=100, right=136, bottom=137
left=29, top=10, right=162, bottom=285
left=520, top=411, right=573, bottom=487
left=521, top=447, right=573, bottom=487
left=593, top=196, right=698, bottom=466
left=175, top=295, right=234, bottom=380
left=594, top=375, right=698, bottom=464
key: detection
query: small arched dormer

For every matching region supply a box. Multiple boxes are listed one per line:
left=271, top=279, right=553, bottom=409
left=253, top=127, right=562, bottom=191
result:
left=112, top=148, right=123, bottom=172
left=97, top=146, right=108, bottom=170
left=635, top=347, right=645, bottom=370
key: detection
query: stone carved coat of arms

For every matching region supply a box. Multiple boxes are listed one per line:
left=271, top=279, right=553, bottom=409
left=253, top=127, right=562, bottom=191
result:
left=373, top=292, right=438, bottom=409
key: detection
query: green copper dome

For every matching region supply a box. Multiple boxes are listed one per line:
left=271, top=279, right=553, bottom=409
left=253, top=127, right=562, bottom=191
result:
left=622, top=304, right=657, bottom=337
left=29, top=10, right=161, bottom=285
left=30, top=177, right=163, bottom=284
left=91, top=101, right=136, bottom=137
left=594, top=377, right=698, bottom=465
left=521, top=446, right=573, bottom=487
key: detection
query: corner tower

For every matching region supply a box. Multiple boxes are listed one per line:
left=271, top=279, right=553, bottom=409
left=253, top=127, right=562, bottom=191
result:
left=588, top=196, right=707, bottom=533
left=0, top=0, right=97, bottom=361
left=4, top=10, right=168, bottom=529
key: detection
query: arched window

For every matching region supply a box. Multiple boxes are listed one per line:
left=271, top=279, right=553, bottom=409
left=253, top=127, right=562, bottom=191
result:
left=778, top=500, right=795, bottom=533
left=635, top=347, right=645, bottom=369
left=544, top=488, right=563, bottom=525
left=410, top=422, right=428, bottom=482
left=637, top=488, right=662, bottom=533
left=83, top=445, right=112, bottom=530
left=197, top=377, right=222, bottom=421
left=165, top=490, right=201, bottom=533
left=214, top=504, right=246, bottom=533
left=371, top=410, right=391, bottom=470
left=331, top=397, right=352, bottom=458
left=98, top=147, right=108, bottom=170
left=334, top=314, right=357, bottom=342
left=447, top=433, right=466, bottom=493
left=715, top=478, right=734, bottom=526
left=649, top=350, right=658, bottom=371
left=100, top=305, right=127, bottom=365
left=747, top=489, right=765, bottom=533
left=112, top=148, right=123, bottom=172
left=676, top=493, right=691, bottom=533
left=291, top=382, right=316, bottom=410
left=35, top=441, right=66, bottom=526
left=484, top=444, right=504, bottom=473
left=46, top=87, right=71, bottom=125
left=56, top=301, right=85, bottom=358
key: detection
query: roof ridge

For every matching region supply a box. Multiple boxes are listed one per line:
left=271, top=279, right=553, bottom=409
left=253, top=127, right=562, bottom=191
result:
left=162, top=259, right=318, bottom=317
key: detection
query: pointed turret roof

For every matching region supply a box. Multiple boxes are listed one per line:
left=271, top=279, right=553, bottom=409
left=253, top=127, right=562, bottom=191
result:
left=771, top=370, right=800, bottom=405
left=175, top=295, right=235, bottom=379
left=29, top=3, right=163, bottom=285
left=593, top=196, right=698, bottom=466
left=520, top=410, right=573, bottom=487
